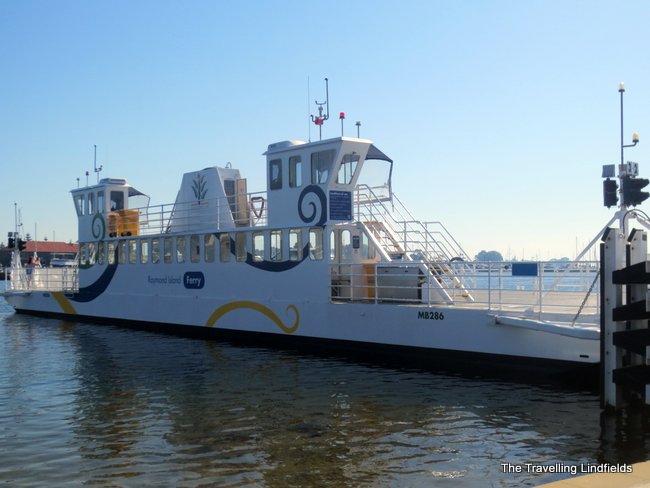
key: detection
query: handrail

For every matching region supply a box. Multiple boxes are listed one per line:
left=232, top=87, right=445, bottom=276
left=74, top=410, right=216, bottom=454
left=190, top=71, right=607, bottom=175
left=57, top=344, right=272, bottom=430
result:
left=329, top=260, right=600, bottom=326
left=353, top=184, right=477, bottom=296
left=4, top=266, right=79, bottom=293
left=354, top=184, right=469, bottom=262
left=108, top=190, right=269, bottom=238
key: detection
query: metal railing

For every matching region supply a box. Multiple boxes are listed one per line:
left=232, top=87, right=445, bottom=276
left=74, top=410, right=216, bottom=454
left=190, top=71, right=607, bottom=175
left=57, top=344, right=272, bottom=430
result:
left=329, top=260, right=600, bottom=325
left=354, top=185, right=471, bottom=262
left=110, top=191, right=268, bottom=238
left=354, top=185, right=477, bottom=300
left=4, top=267, right=79, bottom=292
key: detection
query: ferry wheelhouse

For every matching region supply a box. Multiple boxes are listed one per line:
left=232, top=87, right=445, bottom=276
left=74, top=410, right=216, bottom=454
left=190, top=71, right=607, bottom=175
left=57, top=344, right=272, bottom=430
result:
left=2, top=135, right=601, bottom=375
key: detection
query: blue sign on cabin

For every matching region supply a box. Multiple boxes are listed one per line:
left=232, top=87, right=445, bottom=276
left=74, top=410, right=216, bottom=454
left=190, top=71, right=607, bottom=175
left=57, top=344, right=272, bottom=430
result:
left=329, top=190, right=352, bottom=221
left=511, top=262, right=538, bottom=277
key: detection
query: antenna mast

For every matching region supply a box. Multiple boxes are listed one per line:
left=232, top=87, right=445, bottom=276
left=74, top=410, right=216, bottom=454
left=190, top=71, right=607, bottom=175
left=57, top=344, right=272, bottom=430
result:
left=93, top=144, right=103, bottom=183
left=310, top=78, right=330, bottom=140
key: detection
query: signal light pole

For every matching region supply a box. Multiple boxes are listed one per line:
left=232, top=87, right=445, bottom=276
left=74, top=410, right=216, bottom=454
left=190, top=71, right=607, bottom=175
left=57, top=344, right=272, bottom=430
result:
left=603, top=84, right=644, bottom=210
left=601, top=85, right=650, bottom=410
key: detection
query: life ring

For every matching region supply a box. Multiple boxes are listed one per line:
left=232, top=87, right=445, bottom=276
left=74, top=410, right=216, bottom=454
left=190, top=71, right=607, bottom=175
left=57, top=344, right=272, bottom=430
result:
left=250, top=196, right=266, bottom=219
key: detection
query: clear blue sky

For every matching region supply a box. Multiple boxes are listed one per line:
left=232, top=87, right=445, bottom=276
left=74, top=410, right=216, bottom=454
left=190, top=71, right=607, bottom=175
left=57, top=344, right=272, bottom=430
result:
left=2, top=0, right=650, bottom=260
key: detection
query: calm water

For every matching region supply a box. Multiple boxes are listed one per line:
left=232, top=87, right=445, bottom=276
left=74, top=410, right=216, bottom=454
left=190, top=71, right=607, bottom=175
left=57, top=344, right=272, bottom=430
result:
left=1, top=298, right=648, bottom=487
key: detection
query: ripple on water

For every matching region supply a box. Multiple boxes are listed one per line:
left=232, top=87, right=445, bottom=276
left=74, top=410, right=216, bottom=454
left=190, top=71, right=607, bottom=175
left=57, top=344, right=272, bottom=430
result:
left=0, top=304, right=618, bottom=487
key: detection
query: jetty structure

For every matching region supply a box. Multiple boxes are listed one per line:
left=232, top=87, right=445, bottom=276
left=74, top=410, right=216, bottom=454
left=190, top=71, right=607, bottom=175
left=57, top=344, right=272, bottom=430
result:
left=599, top=83, right=650, bottom=409
left=536, top=460, right=650, bottom=487
left=3, top=80, right=626, bottom=379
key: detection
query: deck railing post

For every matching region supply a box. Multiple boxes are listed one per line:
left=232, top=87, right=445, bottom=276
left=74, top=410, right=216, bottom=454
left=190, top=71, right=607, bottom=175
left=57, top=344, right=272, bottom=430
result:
left=374, top=265, right=378, bottom=304
left=498, top=266, right=503, bottom=311
left=487, top=264, right=492, bottom=311
left=538, top=263, right=543, bottom=319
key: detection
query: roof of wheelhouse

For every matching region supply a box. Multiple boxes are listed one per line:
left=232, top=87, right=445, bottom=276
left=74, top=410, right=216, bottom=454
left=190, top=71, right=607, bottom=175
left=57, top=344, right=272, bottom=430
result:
left=264, top=136, right=393, bottom=163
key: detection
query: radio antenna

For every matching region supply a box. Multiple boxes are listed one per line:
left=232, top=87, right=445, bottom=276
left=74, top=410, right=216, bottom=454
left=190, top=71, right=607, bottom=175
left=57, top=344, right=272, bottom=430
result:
left=310, top=78, right=330, bottom=140
left=93, top=144, right=103, bottom=183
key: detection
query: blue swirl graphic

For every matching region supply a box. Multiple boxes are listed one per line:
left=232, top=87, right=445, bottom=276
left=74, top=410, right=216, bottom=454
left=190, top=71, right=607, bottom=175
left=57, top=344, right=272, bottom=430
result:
left=91, top=213, right=106, bottom=240
left=298, top=185, right=327, bottom=226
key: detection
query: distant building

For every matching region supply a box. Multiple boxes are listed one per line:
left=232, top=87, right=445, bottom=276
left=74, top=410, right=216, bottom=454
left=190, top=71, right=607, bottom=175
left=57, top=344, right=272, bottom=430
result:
left=0, top=241, right=78, bottom=267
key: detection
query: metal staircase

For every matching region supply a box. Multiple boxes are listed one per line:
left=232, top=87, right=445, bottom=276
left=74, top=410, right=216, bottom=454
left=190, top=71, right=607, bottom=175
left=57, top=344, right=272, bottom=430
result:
left=354, top=185, right=474, bottom=301
left=363, top=221, right=407, bottom=260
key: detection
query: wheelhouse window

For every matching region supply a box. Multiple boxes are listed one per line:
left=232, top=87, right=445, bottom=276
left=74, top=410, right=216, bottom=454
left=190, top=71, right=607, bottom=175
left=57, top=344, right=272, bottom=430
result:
left=97, top=191, right=105, bottom=213
left=289, top=156, right=302, bottom=188
left=311, top=150, right=335, bottom=184
left=269, top=159, right=282, bottom=190
left=110, top=191, right=124, bottom=211
left=74, top=194, right=84, bottom=216
left=87, top=193, right=96, bottom=214
left=336, top=153, right=360, bottom=185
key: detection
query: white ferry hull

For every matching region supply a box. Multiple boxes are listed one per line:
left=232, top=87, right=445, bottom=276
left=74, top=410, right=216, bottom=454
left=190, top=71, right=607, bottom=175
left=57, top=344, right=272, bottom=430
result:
left=3, top=135, right=602, bottom=379
left=4, top=259, right=599, bottom=373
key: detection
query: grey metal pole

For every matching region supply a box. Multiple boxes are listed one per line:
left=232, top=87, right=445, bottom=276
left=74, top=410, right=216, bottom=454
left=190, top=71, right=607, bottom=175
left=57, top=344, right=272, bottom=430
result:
left=620, top=82, right=625, bottom=166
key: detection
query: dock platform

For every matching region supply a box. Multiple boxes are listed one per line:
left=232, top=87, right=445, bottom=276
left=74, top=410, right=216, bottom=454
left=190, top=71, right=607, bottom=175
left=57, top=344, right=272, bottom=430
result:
left=537, top=460, right=650, bottom=487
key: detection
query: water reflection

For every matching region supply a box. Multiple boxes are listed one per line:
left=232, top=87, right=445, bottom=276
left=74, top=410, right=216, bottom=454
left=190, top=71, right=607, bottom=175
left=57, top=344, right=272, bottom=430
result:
left=0, top=309, right=644, bottom=487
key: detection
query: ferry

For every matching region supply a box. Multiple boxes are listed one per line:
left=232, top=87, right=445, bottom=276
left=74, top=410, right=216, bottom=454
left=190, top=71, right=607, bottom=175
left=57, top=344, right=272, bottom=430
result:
left=1, top=110, right=603, bottom=378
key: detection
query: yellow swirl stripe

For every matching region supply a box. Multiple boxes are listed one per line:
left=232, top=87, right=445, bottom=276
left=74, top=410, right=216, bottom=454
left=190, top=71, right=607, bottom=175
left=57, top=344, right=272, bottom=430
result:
left=205, top=300, right=299, bottom=334
left=52, top=292, right=78, bottom=315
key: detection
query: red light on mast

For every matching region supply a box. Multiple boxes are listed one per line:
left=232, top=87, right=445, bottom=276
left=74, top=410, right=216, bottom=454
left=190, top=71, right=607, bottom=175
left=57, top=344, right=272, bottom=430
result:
left=339, top=112, right=345, bottom=119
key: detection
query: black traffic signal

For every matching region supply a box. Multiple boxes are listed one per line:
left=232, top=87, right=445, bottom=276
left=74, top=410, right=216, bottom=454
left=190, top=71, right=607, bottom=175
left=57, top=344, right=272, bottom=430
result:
left=603, top=178, right=619, bottom=208
left=7, top=237, right=14, bottom=248
left=622, top=176, right=650, bottom=207
left=17, top=239, right=26, bottom=251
